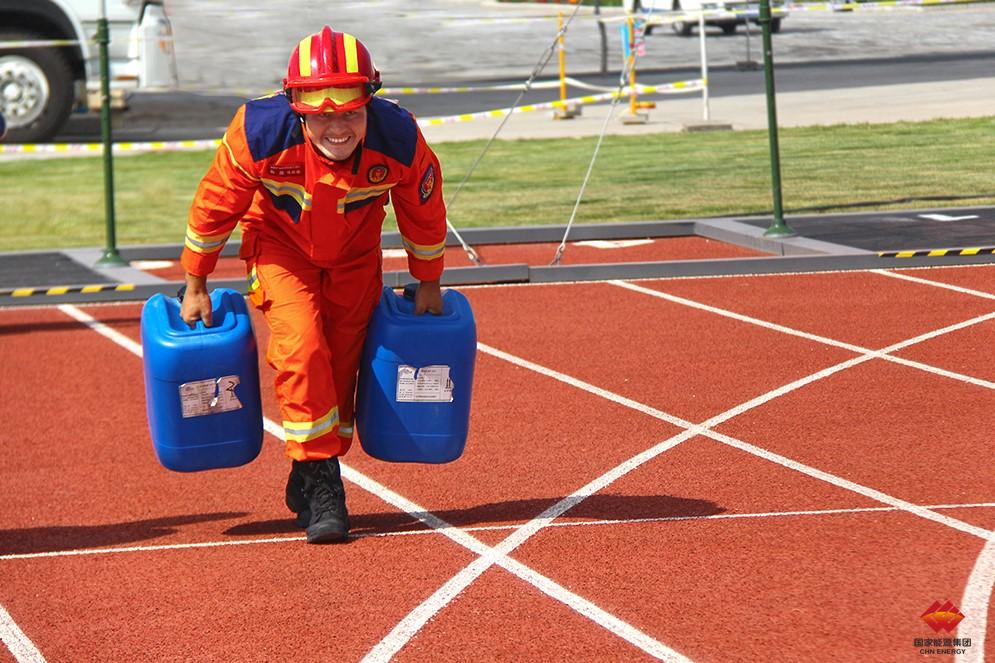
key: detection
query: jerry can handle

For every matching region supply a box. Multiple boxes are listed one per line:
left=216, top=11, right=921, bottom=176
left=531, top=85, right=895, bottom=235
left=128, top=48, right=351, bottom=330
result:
left=175, top=284, right=208, bottom=331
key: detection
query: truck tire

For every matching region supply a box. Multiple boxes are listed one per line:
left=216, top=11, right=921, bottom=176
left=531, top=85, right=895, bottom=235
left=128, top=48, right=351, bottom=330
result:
left=771, top=18, right=782, bottom=33
left=0, top=30, right=75, bottom=143
left=671, top=1, right=694, bottom=36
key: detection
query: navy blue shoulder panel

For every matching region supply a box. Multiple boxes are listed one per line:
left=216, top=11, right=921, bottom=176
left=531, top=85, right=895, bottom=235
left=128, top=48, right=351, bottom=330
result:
left=243, top=95, right=304, bottom=162
left=364, top=97, right=418, bottom=167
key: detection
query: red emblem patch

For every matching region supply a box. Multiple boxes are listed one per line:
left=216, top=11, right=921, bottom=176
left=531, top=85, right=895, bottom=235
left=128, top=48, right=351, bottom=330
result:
left=367, top=164, right=389, bottom=184
left=419, top=164, right=435, bottom=203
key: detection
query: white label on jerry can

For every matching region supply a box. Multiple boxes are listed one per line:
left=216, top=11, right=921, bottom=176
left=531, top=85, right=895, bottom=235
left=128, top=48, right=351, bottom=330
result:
left=179, top=375, right=243, bottom=418
left=396, top=365, right=454, bottom=403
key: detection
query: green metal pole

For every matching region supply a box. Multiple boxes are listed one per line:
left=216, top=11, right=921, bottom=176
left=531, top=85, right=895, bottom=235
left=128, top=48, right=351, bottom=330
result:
left=95, top=2, right=125, bottom=267
left=759, top=0, right=795, bottom=238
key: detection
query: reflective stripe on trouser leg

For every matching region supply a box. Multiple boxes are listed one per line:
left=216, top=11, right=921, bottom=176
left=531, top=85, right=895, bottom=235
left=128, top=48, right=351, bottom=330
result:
left=251, top=247, right=351, bottom=461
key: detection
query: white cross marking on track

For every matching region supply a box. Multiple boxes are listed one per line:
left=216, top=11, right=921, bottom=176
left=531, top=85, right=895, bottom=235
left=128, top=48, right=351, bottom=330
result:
left=0, top=604, right=45, bottom=663
left=53, top=304, right=693, bottom=663
left=46, top=269, right=995, bottom=662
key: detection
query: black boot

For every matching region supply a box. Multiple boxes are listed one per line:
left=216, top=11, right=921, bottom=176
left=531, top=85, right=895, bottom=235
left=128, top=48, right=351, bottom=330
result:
left=296, top=458, right=350, bottom=544
left=285, top=460, right=310, bottom=528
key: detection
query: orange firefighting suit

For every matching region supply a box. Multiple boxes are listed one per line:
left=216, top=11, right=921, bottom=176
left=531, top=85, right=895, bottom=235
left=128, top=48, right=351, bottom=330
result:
left=181, top=94, right=447, bottom=460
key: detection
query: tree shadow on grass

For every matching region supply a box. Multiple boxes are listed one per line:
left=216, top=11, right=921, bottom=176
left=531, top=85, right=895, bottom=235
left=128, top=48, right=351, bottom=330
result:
left=226, top=494, right=724, bottom=538
left=0, top=512, right=248, bottom=556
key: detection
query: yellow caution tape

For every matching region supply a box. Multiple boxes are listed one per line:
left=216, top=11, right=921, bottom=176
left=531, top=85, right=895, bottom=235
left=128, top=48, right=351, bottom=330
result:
left=786, top=0, right=980, bottom=9
left=0, top=39, right=87, bottom=48
left=878, top=247, right=995, bottom=258
left=0, top=78, right=703, bottom=157
left=0, top=139, right=221, bottom=156
left=1, top=283, right=136, bottom=297
left=380, top=80, right=564, bottom=95
left=418, top=79, right=704, bottom=126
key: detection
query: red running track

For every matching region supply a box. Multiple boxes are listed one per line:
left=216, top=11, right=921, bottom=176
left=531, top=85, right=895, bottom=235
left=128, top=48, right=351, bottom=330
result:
left=1, top=263, right=994, bottom=662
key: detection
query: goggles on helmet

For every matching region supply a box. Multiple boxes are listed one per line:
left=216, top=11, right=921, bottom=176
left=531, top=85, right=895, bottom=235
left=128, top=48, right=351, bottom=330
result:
left=288, top=85, right=371, bottom=114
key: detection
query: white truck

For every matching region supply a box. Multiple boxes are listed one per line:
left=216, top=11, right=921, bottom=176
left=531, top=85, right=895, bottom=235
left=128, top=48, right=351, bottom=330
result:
left=0, top=0, right=177, bottom=143
left=624, top=0, right=787, bottom=37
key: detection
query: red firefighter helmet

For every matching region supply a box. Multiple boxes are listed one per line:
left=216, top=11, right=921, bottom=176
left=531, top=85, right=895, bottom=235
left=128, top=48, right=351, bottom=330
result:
left=283, top=26, right=381, bottom=114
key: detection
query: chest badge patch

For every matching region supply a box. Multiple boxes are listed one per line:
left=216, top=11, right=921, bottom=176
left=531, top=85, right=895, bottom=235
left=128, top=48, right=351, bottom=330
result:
left=268, top=164, right=303, bottom=177
left=419, top=164, right=436, bottom=203
left=367, top=164, right=389, bottom=184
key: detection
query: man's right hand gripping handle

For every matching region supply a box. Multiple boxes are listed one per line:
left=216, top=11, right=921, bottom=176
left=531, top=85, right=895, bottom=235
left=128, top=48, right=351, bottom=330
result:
left=179, top=273, right=213, bottom=328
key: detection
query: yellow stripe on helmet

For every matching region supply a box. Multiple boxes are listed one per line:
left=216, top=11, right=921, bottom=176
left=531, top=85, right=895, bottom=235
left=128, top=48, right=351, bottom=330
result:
left=342, top=33, right=359, bottom=74
left=299, top=36, right=312, bottom=77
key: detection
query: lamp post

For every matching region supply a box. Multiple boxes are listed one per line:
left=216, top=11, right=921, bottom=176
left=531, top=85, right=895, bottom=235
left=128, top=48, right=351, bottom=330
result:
left=95, top=0, right=126, bottom=266
left=759, top=0, right=795, bottom=238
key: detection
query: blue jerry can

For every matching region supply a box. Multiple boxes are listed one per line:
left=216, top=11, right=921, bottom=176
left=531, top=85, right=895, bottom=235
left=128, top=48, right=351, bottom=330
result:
left=357, top=285, right=476, bottom=463
left=140, top=288, right=263, bottom=472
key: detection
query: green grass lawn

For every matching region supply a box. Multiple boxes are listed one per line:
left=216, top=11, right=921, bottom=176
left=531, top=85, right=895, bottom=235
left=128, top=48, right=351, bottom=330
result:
left=1, top=116, right=993, bottom=251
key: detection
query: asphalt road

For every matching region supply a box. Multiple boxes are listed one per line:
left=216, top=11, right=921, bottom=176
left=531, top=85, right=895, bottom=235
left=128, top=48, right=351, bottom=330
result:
left=49, top=0, right=995, bottom=142
left=53, top=48, right=995, bottom=142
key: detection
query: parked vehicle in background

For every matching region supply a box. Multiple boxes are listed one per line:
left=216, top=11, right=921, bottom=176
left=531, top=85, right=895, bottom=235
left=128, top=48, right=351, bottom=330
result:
left=0, top=0, right=177, bottom=143
left=623, top=0, right=787, bottom=36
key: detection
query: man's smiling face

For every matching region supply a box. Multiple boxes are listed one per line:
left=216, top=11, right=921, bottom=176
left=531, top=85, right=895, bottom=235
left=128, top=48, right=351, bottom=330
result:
left=304, top=106, right=367, bottom=162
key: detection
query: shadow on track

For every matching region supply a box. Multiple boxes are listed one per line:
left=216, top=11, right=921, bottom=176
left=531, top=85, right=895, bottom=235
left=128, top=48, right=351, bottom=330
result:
left=226, top=494, right=724, bottom=537
left=0, top=512, right=248, bottom=555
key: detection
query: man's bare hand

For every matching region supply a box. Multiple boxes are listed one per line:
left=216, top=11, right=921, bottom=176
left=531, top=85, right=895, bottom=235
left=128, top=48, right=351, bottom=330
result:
left=414, top=279, right=443, bottom=315
left=179, top=273, right=213, bottom=327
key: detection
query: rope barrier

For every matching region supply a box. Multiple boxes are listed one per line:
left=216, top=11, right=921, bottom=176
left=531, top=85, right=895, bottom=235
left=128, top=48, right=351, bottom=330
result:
left=551, top=26, right=646, bottom=267
left=440, top=0, right=588, bottom=266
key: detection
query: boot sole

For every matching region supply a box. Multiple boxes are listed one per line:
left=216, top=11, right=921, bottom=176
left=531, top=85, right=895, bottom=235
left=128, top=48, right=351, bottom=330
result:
left=306, top=521, right=349, bottom=544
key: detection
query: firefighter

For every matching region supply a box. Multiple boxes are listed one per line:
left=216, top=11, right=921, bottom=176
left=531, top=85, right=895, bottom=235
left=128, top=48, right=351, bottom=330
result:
left=178, top=26, right=447, bottom=544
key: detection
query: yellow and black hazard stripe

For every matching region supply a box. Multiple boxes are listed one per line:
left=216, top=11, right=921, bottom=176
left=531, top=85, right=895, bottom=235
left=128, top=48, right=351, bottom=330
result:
left=0, top=283, right=136, bottom=297
left=878, top=247, right=995, bottom=258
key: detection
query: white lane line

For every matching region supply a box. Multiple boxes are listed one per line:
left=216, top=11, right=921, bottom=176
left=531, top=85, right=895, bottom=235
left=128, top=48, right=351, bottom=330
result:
left=6, top=502, right=995, bottom=562
left=55, top=305, right=690, bottom=663
left=0, top=536, right=305, bottom=561
left=336, top=424, right=693, bottom=663
left=877, top=269, right=995, bottom=663
left=703, top=429, right=990, bottom=540
left=57, top=304, right=144, bottom=356
left=873, top=269, right=995, bottom=301
left=0, top=604, right=45, bottom=663
left=955, top=533, right=995, bottom=663
left=616, top=273, right=995, bottom=656
left=477, top=344, right=696, bottom=430
left=55, top=292, right=995, bottom=660
left=481, top=341, right=990, bottom=541
left=609, top=280, right=995, bottom=390
left=360, top=324, right=986, bottom=658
